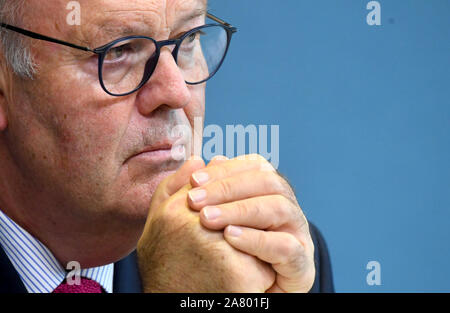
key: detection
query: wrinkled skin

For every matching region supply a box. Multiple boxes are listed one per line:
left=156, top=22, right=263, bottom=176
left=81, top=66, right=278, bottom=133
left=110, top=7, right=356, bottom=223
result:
left=0, top=0, right=205, bottom=267
left=0, top=0, right=315, bottom=292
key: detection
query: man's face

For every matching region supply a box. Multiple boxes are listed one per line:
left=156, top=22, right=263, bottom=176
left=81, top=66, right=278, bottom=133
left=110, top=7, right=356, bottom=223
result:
left=4, top=0, right=206, bottom=226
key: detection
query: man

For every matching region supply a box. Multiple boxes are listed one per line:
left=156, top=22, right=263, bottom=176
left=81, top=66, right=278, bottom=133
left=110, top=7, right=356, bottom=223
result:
left=0, top=0, right=334, bottom=293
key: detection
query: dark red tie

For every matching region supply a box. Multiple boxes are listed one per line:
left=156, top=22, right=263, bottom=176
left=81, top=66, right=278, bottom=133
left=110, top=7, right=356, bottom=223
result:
left=52, top=277, right=103, bottom=293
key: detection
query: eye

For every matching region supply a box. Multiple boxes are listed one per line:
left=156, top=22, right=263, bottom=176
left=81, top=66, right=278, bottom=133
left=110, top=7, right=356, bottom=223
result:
left=187, top=32, right=197, bottom=43
left=185, top=30, right=205, bottom=44
left=105, top=44, right=132, bottom=62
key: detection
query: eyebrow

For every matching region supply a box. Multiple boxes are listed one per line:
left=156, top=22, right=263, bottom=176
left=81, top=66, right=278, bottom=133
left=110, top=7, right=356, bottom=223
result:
left=174, top=6, right=208, bottom=29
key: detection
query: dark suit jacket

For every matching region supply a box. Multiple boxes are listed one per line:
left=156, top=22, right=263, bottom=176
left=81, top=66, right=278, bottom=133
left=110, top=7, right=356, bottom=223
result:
left=0, top=223, right=334, bottom=293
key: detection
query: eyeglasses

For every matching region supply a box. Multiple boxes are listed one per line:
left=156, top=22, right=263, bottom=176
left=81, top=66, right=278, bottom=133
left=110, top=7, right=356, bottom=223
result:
left=0, top=12, right=237, bottom=96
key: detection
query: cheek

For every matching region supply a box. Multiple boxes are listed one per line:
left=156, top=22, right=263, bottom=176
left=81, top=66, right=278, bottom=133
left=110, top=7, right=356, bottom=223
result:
left=34, top=108, right=130, bottom=207
left=25, top=75, right=128, bottom=173
left=16, top=85, right=129, bottom=194
left=53, top=110, right=126, bottom=175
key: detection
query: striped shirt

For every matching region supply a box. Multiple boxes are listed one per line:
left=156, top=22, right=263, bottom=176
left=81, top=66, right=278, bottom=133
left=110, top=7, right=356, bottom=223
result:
left=0, top=209, right=114, bottom=293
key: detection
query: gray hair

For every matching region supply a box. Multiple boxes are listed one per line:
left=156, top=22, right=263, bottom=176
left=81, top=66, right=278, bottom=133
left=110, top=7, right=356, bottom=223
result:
left=0, top=0, right=36, bottom=78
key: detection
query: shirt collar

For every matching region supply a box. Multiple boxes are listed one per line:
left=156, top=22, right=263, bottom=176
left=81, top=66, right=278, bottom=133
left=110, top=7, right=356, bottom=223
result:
left=0, top=209, right=114, bottom=293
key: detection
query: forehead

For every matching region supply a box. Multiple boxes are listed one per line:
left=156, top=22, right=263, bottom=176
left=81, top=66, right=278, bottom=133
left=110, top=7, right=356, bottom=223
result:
left=86, top=0, right=207, bottom=26
left=24, top=0, right=207, bottom=44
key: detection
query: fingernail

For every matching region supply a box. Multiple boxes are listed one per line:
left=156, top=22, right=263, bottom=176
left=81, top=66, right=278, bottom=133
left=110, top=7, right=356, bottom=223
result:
left=203, top=207, right=221, bottom=220
left=227, top=226, right=242, bottom=237
left=188, top=189, right=207, bottom=203
left=192, top=171, right=209, bottom=185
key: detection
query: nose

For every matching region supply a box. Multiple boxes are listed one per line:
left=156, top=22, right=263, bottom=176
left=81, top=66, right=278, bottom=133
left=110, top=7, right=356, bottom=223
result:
left=135, top=48, right=191, bottom=116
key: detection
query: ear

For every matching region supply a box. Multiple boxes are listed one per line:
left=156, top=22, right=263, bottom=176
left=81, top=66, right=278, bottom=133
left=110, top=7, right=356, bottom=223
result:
left=0, top=57, right=11, bottom=131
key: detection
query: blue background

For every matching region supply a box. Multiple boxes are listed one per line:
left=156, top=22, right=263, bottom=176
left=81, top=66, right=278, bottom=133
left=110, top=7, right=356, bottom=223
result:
left=205, top=0, right=450, bottom=292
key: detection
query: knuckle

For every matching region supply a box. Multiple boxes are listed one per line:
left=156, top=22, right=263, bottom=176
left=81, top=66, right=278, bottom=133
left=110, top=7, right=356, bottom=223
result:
left=279, top=235, right=304, bottom=265
left=235, top=200, right=252, bottom=221
left=275, top=172, right=297, bottom=200
left=253, top=154, right=273, bottom=169
left=272, top=195, right=293, bottom=222
left=271, top=195, right=308, bottom=232
left=217, top=178, right=233, bottom=197
left=255, top=153, right=268, bottom=163
left=204, top=163, right=228, bottom=182
left=262, top=171, right=285, bottom=194
left=275, top=173, right=287, bottom=191
left=255, top=231, right=267, bottom=252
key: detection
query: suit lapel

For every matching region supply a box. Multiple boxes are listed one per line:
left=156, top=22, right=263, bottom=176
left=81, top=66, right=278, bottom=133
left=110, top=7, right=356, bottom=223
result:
left=113, top=250, right=142, bottom=293
left=0, top=245, right=27, bottom=293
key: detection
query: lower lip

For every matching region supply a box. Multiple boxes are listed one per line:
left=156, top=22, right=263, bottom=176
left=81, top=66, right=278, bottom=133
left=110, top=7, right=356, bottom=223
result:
left=129, top=146, right=185, bottom=163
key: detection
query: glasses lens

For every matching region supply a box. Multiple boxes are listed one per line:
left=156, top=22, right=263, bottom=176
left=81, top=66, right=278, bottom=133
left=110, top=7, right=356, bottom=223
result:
left=101, top=38, right=157, bottom=95
left=179, top=25, right=229, bottom=84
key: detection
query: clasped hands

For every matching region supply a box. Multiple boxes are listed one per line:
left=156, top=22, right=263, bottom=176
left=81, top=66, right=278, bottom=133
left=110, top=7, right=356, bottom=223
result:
left=137, top=154, right=315, bottom=293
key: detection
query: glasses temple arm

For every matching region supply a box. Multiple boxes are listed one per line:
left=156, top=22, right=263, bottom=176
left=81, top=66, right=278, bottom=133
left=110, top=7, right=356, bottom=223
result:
left=206, top=12, right=237, bottom=31
left=0, top=13, right=236, bottom=52
left=0, top=23, right=93, bottom=52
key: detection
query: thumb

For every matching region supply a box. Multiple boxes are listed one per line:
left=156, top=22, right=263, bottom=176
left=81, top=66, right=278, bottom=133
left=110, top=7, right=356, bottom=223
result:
left=151, top=156, right=206, bottom=210
left=165, top=156, right=206, bottom=195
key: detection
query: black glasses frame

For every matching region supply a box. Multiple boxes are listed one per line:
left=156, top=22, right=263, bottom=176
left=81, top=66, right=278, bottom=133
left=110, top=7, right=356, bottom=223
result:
left=0, top=12, right=237, bottom=96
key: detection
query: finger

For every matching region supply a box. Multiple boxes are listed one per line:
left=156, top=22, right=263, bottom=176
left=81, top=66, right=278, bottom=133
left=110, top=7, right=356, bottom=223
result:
left=188, top=169, right=292, bottom=210
left=224, top=226, right=315, bottom=293
left=190, top=154, right=275, bottom=187
left=150, top=157, right=205, bottom=211
left=165, top=156, right=205, bottom=195
left=189, top=156, right=228, bottom=186
left=199, top=195, right=308, bottom=236
left=207, top=155, right=229, bottom=166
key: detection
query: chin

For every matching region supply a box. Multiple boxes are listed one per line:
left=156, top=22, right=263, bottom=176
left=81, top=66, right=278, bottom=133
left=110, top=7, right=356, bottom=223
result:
left=111, top=168, right=178, bottom=220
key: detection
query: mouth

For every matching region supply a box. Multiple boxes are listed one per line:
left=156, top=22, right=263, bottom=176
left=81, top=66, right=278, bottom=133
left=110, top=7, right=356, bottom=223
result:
left=125, top=142, right=186, bottom=165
